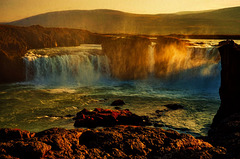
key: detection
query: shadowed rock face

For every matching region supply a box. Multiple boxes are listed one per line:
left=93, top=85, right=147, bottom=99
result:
left=208, top=41, right=240, bottom=158
left=0, top=127, right=226, bottom=159
left=211, top=41, right=240, bottom=127
left=0, top=25, right=104, bottom=83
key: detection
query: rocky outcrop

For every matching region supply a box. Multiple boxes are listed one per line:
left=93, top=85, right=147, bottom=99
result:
left=0, top=127, right=226, bottom=159
left=73, top=108, right=151, bottom=128
left=208, top=113, right=240, bottom=158
left=208, top=41, right=240, bottom=158
left=211, top=41, right=240, bottom=126
left=0, top=24, right=105, bottom=83
left=164, top=104, right=184, bottom=110
left=110, top=99, right=125, bottom=106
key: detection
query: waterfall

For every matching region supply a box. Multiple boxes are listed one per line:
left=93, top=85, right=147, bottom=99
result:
left=148, top=42, right=156, bottom=74
left=22, top=43, right=221, bottom=89
left=23, top=45, right=110, bottom=86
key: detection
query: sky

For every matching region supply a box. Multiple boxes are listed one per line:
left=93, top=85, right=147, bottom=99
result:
left=0, top=0, right=240, bottom=22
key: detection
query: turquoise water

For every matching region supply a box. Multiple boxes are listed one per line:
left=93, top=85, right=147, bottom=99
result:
left=0, top=42, right=222, bottom=136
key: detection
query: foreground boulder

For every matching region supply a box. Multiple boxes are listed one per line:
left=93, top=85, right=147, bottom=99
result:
left=164, top=104, right=184, bottom=110
left=0, top=127, right=226, bottom=159
left=110, top=99, right=125, bottom=106
left=74, top=108, right=151, bottom=128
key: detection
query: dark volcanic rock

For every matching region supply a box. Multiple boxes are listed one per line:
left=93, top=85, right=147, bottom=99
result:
left=212, top=40, right=240, bottom=127
left=0, top=128, right=35, bottom=142
left=208, top=113, right=240, bottom=158
left=74, top=108, right=151, bottom=128
left=0, top=127, right=226, bottom=159
left=164, top=104, right=184, bottom=110
left=208, top=41, right=240, bottom=158
left=110, top=99, right=125, bottom=106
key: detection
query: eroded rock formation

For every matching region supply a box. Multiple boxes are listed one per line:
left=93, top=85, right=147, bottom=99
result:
left=0, top=127, right=226, bottom=159
left=211, top=41, right=240, bottom=126
left=208, top=41, right=240, bottom=158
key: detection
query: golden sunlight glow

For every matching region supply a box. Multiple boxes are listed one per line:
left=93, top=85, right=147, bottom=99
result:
left=0, top=0, right=240, bottom=22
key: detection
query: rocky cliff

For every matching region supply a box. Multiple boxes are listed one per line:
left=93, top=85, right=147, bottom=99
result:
left=208, top=41, right=240, bottom=158
left=211, top=41, right=240, bottom=126
left=0, top=25, right=104, bottom=83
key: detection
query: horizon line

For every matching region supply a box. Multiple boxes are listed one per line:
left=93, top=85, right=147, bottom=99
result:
left=2, top=5, right=240, bottom=23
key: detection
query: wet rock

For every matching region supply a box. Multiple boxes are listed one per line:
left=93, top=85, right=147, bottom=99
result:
left=111, top=148, right=127, bottom=158
left=208, top=113, right=240, bottom=158
left=124, top=138, right=147, bottom=155
left=79, top=131, right=97, bottom=148
left=0, top=141, right=51, bottom=159
left=154, top=123, right=164, bottom=127
left=208, top=41, right=240, bottom=158
left=164, top=104, right=184, bottom=110
left=155, top=110, right=165, bottom=114
left=0, top=127, right=226, bottom=158
left=74, top=108, right=151, bottom=128
left=0, top=128, right=35, bottom=142
left=65, top=114, right=74, bottom=118
left=212, top=41, right=240, bottom=127
left=114, top=106, right=121, bottom=110
left=155, top=109, right=167, bottom=117
left=110, top=99, right=125, bottom=106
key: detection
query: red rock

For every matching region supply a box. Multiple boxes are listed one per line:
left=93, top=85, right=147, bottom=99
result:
left=0, top=127, right=226, bottom=158
left=74, top=108, right=149, bottom=128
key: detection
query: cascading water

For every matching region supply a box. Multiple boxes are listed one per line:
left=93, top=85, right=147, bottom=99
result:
left=22, top=43, right=221, bottom=92
left=147, top=42, right=156, bottom=75
left=0, top=41, right=222, bottom=136
left=159, top=46, right=221, bottom=90
left=23, top=45, right=110, bottom=86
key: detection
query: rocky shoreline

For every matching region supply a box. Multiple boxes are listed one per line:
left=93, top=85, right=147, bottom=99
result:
left=0, top=126, right=226, bottom=159
left=1, top=24, right=240, bottom=158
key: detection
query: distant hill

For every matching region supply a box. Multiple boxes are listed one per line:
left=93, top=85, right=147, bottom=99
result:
left=8, top=7, right=240, bottom=35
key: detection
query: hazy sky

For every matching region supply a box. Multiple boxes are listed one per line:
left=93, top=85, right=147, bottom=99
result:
left=0, top=0, right=240, bottom=22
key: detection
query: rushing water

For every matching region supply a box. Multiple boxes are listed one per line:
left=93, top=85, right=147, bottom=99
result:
left=0, top=40, right=225, bottom=136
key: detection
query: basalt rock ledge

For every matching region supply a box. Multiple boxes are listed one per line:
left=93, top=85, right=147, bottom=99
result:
left=0, top=127, right=226, bottom=159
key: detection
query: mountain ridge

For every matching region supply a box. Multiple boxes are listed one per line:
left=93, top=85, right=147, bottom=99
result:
left=8, top=6, right=240, bottom=35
